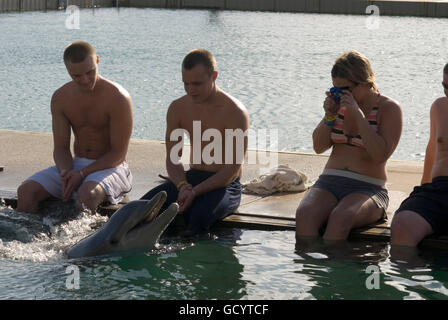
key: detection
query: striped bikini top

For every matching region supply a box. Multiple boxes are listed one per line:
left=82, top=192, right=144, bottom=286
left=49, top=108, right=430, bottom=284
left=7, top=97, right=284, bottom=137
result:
left=330, top=99, right=380, bottom=148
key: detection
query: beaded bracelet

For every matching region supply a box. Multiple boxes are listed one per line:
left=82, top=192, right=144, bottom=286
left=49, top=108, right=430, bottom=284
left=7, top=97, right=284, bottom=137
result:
left=324, top=114, right=338, bottom=122
left=324, top=114, right=337, bottom=127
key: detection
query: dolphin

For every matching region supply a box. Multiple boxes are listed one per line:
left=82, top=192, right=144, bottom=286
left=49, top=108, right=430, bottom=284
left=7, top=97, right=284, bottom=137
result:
left=67, top=191, right=178, bottom=258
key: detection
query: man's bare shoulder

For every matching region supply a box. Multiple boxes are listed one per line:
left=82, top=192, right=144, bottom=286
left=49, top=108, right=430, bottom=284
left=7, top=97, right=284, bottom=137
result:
left=219, top=90, right=249, bottom=120
left=51, top=82, right=75, bottom=109
left=97, top=78, right=133, bottom=116
left=168, top=95, right=190, bottom=113
left=432, top=96, right=448, bottom=110
left=51, top=78, right=131, bottom=102
left=52, top=81, right=74, bottom=98
left=102, top=78, right=131, bottom=100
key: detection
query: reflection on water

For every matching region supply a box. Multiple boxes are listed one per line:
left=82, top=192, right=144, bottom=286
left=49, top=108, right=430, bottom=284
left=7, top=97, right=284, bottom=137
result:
left=386, top=246, right=448, bottom=300
left=1, top=203, right=448, bottom=299
left=293, top=235, right=448, bottom=300
left=53, top=233, right=247, bottom=300
left=0, top=203, right=247, bottom=299
left=3, top=7, right=448, bottom=299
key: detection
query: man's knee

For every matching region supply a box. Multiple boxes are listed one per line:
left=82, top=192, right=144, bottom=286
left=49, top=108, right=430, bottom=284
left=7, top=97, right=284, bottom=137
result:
left=390, top=211, right=431, bottom=246
left=17, top=181, right=49, bottom=212
left=77, top=183, right=105, bottom=210
left=17, top=182, right=31, bottom=200
left=391, top=212, right=412, bottom=237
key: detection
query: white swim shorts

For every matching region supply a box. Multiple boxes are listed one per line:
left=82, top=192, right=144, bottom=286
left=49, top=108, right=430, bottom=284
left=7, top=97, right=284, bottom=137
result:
left=26, top=157, right=133, bottom=205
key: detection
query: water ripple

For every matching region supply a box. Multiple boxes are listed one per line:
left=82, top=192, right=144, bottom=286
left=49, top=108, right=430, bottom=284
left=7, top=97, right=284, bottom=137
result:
left=2, top=9, right=448, bottom=160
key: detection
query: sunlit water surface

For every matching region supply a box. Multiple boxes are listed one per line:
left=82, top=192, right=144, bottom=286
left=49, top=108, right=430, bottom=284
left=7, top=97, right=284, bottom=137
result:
left=1, top=204, right=448, bottom=300
left=1, top=8, right=448, bottom=160
left=2, top=8, right=448, bottom=300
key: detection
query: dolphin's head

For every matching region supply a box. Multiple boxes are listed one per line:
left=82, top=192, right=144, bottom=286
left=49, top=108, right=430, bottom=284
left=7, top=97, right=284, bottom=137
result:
left=67, top=191, right=179, bottom=258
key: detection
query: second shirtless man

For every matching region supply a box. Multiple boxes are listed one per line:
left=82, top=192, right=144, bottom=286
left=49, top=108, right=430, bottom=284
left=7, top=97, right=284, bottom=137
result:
left=141, top=49, right=250, bottom=236
left=17, top=41, right=133, bottom=213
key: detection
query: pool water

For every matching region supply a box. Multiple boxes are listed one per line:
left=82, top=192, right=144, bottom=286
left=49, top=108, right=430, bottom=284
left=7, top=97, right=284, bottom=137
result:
left=1, top=8, right=448, bottom=160
left=2, top=7, right=448, bottom=300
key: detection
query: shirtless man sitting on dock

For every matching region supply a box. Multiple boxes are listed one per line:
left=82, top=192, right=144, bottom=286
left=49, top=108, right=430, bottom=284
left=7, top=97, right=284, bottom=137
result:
left=17, top=41, right=133, bottom=213
left=391, top=63, right=448, bottom=247
left=140, top=49, right=250, bottom=236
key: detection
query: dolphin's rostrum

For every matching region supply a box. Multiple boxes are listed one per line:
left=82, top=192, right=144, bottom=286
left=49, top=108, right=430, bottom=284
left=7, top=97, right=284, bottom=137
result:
left=67, top=191, right=178, bottom=258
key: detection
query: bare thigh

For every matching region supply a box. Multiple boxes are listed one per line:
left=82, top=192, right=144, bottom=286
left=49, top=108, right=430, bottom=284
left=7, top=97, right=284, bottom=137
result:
left=16, top=180, right=52, bottom=213
left=390, top=210, right=434, bottom=246
left=18, top=180, right=52, bottom=202
left=331, top=193, right=383, bottom=226
left=296, top=187, right=338, bottom=235
left=351, top=195, right=384, bottom=228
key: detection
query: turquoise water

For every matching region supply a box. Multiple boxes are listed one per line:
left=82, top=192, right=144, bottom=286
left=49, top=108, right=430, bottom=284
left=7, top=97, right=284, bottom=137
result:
left=2, top=8, right=448, bottom=300
left=1, top=8, right=448, bottom=160
left=1, top=204, right=448, bottom=300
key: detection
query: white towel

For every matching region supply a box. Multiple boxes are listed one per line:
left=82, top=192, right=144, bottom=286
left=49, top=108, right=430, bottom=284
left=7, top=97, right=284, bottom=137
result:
left=242, top=165, right=309, bottom=195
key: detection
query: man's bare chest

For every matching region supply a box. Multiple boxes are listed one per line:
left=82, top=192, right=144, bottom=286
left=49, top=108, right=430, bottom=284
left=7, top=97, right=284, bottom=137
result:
left=184, top=107, right=229, bottom=128
left=64, top=103, right=109, bottom=128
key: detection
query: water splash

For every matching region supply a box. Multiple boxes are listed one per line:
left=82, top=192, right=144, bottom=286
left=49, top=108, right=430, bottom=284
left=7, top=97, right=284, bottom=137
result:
left=0, top=202, right=108, bottom=262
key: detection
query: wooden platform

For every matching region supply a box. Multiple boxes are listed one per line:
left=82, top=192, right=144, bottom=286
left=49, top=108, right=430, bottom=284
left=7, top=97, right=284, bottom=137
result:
left=2, top=190, right=448, bottom=249
left=1, top=129, right=447, bottom=249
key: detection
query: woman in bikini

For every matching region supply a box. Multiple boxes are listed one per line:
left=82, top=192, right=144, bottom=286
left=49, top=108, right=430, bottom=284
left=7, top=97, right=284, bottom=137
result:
left=296, top=51, right=402, bottom=241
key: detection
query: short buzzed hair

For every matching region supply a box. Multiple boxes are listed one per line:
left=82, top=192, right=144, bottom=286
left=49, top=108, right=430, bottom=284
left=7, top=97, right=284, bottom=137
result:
left=182, top=49, right=217, bottom=76
left=63, top=41, right=96, bottom=64
left=444, top=63, right=448, bottom=75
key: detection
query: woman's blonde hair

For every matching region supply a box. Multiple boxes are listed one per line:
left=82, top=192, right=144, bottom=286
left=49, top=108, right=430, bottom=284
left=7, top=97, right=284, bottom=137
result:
left=331, top=51, right=377, bottom=91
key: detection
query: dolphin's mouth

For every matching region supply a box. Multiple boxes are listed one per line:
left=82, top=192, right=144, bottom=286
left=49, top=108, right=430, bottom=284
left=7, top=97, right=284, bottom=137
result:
left=132, top=192, right=168, bottom=230
left=67, top=191, right=179, bottom=258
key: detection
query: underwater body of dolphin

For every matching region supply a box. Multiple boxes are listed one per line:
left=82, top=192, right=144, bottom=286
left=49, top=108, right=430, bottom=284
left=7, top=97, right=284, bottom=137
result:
left=67, top=191, right=178, bottom=258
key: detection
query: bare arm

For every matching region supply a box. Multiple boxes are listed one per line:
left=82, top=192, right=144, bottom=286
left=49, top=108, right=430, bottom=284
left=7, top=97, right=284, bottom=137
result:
left=422, top=102, right=438, bottom=184
left=194, top=164, right=242, bottom=196
left=348, top=96, right=402, bottom=164
left=51, top=92, right=73, bottom=174
left=312, top=119, right=334, bottom=154
left=313, top=92, right=338, bottom=154
left=51, top=91, right=77, bottom=201
left=165, top=102, right=188, bottom=188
